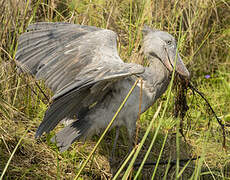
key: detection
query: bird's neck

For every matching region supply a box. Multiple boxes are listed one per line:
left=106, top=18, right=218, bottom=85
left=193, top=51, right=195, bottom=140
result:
left=149, top=59, right=170, bottom=79
left=141, top=58, right=171, bottom=100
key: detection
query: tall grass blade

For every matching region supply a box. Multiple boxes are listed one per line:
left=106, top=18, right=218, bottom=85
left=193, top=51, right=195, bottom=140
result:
left=150, top=131, right=168, bottom=179
left=122, top=103, right=162, bottom=179
left=163, top=156, right=172, bottom=180
left=0, top=127, right=30, bottom=180
left=112, top=147, right=136, bottom=180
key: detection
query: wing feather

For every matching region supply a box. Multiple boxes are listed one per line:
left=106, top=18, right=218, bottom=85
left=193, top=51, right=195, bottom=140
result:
left=16, top=22, right=145, bottom=137
left=27, top=22, right=100, bottom=31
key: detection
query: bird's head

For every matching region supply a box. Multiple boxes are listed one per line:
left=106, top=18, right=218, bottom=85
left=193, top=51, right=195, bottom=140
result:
left=142, top=25, right=190, bottom=78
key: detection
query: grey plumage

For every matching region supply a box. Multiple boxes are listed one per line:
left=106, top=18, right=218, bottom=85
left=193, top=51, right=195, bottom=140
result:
left=15, top=22, right=190, bottom=152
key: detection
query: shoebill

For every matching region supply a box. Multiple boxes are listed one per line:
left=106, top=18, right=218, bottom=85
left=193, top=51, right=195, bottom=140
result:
left=15, top=23, right=190, bottom=155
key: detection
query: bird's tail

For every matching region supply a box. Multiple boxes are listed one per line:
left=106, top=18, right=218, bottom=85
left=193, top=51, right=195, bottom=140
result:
left=51, top=118, right=90, bottom=152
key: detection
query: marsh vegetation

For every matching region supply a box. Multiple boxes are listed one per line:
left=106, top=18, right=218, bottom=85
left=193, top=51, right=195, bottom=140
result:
left=0, top=0, right=229, bottom=179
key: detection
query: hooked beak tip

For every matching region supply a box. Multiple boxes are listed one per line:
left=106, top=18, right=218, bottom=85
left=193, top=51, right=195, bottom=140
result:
left=174, top=54, right=190, bottom=79
left=179, top=70, right=190, bottom=80
left=177, top=65, right=190, bottom=77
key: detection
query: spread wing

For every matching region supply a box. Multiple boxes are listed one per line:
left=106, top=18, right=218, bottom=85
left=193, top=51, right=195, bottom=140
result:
left=15, top=22, right=145, bottom=137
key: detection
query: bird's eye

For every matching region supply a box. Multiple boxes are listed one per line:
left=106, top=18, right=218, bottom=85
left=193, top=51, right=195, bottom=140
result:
left=166, top=40, right=172, bottom=45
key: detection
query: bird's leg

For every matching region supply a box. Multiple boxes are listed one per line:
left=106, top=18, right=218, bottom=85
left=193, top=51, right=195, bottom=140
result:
left=109, top=126, right=120, bottom=164
left=127, top=137, right=135, bottom=159
left=114, top=128, right=135, bottom=171
left=111, top=125, right=137, bottom=176
left=127, top=125, right=136, bottom=154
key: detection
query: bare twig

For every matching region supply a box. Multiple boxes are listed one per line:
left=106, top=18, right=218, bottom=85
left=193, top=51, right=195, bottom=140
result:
left=133, top=156, right=200, bottom=167
left=174, top=73, right=229, bottom=149
left=188, top=82, right=230, bottom=149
